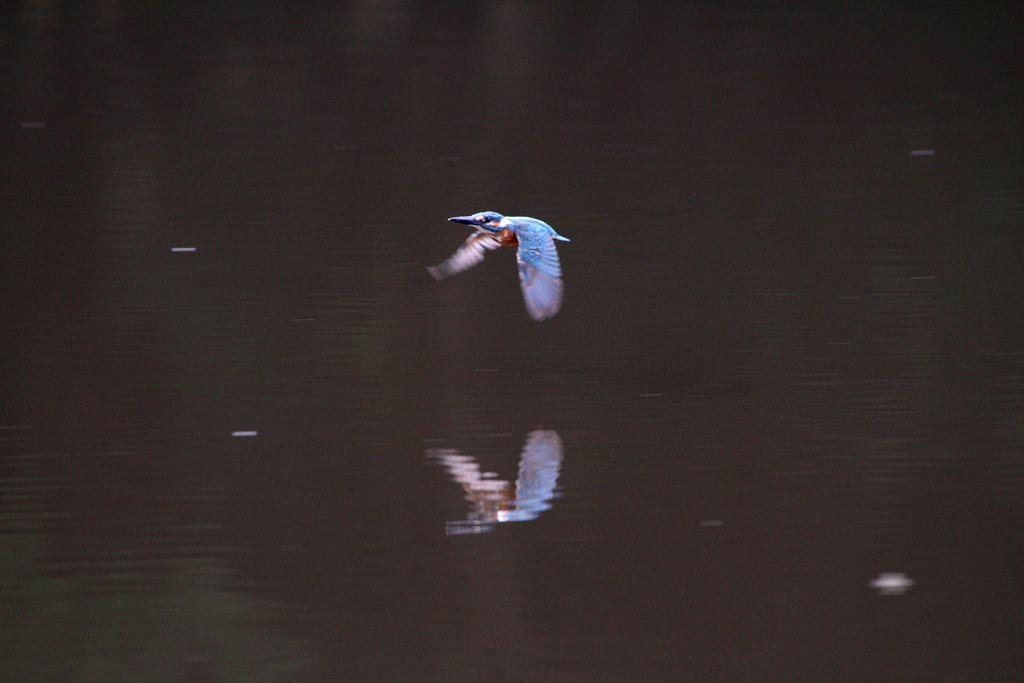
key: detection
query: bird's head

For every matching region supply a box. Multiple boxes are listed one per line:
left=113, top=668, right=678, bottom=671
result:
left=449, top=211, right=506, bottom=231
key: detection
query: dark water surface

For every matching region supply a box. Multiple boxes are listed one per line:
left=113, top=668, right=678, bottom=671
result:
left=2, top=2, right=1022, bottom=681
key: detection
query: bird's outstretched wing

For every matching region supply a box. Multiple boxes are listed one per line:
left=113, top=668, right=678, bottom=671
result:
left=513, top=430, right=563, bottom=518
left=427, top=232, right=503, bottom=280
left=515, top=226, right=565, bottom=321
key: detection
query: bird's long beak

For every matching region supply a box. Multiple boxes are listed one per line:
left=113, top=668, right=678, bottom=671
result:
left=448, top=216, right=481, bottom=226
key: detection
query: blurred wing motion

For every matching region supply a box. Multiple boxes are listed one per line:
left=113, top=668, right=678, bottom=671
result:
left=515, top=226, right=565, bottom=321
left=427, top=232, right=503, bottom=280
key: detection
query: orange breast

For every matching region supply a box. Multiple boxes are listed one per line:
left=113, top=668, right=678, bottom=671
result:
left=497, top=228, right=518, bottom=246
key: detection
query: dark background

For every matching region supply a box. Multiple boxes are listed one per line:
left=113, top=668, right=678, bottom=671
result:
left=2, top=2, right=1022, bottom=681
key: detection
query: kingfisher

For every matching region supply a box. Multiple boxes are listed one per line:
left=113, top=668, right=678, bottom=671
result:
left=428, top=211, right=571, bottom=321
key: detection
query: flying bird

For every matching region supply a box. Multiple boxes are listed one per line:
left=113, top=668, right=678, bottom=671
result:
left=428, top=211, right=570, bottom=321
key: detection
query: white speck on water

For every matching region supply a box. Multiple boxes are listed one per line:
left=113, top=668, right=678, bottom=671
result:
left=909, top=149, right=936, bottom=156
left=20, top=121, right=46, bottom=129
left=231, top=431, right=259, bottom=437
left=869, top=572, right=915, bottom=595
left=171, top=247, right=197, bottom=253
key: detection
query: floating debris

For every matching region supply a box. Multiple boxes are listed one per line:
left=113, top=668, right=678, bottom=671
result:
left=231, top=431, right=259, bottom=437
left=870, top=572, right=915, bottom=595
left=171, top=247, right=197, bottom=253
left=909, top=149, right=936, bottom=156
left=19, top=121, right=46, bottom=129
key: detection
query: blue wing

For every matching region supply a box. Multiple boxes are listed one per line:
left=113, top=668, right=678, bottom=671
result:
left=513, top=219, right=568, bottom=321
left=509, top=430, right=563, bottom=521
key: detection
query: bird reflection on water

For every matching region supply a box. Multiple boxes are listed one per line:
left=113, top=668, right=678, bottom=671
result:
left=427, top=430, right=563, bottom=535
